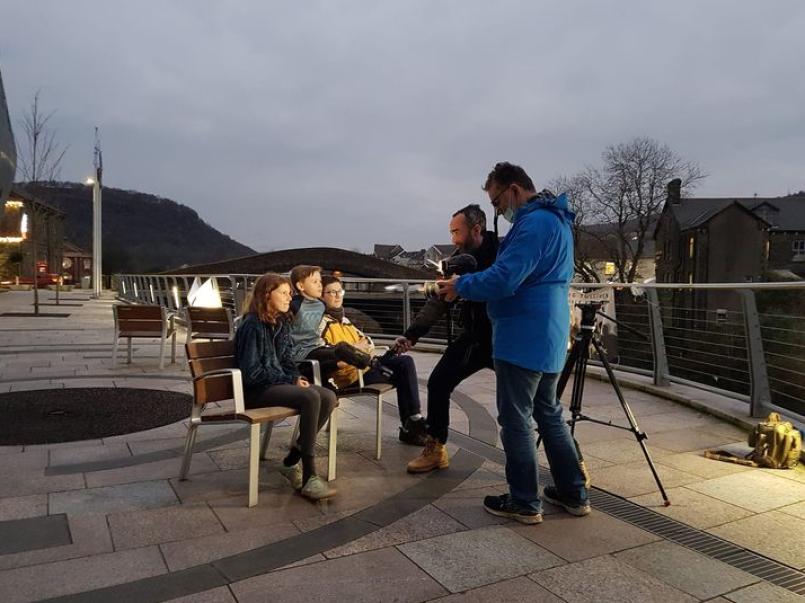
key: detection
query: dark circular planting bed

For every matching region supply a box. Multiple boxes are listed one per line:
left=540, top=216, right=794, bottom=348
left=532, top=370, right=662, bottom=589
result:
left=0, top=388, right=192, bottom=445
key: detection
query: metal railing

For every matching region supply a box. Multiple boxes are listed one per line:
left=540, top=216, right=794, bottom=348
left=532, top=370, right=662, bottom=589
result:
left=115, top=274, right=805, bottom=423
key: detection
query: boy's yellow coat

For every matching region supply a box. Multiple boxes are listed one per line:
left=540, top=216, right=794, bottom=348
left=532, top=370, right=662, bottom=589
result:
left=319, top=315, right=370, bottom=388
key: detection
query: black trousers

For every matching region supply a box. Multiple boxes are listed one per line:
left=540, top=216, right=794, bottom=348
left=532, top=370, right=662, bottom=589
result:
left=426, top=335, right=493, bottom=443
left=246, top=384, right=337, bottom=457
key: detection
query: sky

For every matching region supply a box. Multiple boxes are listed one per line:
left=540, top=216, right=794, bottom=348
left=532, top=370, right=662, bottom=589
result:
left=2, top=1, right=804, bottom=253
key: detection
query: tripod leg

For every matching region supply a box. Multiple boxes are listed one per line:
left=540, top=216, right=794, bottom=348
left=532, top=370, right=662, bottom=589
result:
left=592, top=337, right=671, bottom=506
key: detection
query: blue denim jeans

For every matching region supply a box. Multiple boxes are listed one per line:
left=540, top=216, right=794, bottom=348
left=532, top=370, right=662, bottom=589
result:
left=494, top=359, right=588, bottom=512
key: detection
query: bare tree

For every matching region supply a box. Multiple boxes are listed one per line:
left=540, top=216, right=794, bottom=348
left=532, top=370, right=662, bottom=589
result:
left=17, top=90, right=68, bottom=183
left=17, top=91, right=69, bottom=314
left=549, top=174, right=601, bottom=283
left=564, top=137, right=705, bottom=283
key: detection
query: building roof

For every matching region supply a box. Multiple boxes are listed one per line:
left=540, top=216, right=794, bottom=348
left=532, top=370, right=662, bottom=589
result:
left=668, top=193, right=805, bottom=232
left=428, top=244, right=456, bottom=257
left=373, top=244, right=404, bottom=260
left=9, top=184, right=65, bottom=215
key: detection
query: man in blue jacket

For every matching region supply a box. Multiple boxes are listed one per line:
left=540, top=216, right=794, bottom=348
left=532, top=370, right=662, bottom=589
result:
left=438, top=162, right=589, bottom=524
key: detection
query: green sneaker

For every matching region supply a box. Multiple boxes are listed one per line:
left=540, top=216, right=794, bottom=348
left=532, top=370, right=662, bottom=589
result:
left=300, top=475, right=337, bottom=501
left=279, top=462, right=303, bottom=490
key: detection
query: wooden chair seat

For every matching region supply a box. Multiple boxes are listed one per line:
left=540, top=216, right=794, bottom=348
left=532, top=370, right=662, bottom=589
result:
left=199, top=406, right=299, bottom=425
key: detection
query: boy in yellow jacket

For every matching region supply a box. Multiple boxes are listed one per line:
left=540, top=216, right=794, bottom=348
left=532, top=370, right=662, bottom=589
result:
left=319, top=275, right=426, bottom=445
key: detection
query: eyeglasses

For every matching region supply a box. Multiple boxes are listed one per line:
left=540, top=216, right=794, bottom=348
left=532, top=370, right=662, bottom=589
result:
left=490, top=186, right=509, bottom=209
left=323, top=289, right=345, bottom=298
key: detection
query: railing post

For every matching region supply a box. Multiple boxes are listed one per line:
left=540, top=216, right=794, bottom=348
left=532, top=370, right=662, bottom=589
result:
left=402, top=283, right=411, bottom=332
left=739, top=289, right=772, bottom=418
left=646, top=288, right=670, bottom=386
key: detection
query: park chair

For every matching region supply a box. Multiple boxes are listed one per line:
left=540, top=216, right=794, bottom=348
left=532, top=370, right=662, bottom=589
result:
left=184, top=306, right=234, bottom=345
left=329, top=345, right=395, bottom=460
left=180, top=340, right=338, bottom=507
left=112, top=304, right=177, bottom=369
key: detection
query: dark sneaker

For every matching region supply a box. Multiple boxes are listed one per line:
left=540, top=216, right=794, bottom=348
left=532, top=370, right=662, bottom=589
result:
left=542, top=486, right=591, bottom=516
left=483, top=494, right=542, bottom=525
left=399, top=417, right=427, bottom=446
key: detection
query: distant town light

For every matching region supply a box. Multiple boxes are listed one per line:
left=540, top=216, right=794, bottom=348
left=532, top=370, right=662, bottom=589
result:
left=4, top=200, right=23, bottom=208
left=85, top=177, right=95, bottom=185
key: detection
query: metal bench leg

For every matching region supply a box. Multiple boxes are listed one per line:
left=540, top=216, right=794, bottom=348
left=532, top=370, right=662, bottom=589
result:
left=327, top=408, right=338, bottom=481
left=170, top=330, right=177, bottom=364
left=179, top=423, right=199, bottom=480
left=376, top=394, right=383, bottom=460
left=260, top=422, right=274, bottom=460
left=159, top=332, right=167, bottom=370
left=127, top=338, right=133, bottom=364
left=248, top=423, right=261, bottom=507
left=112, top=336, right=119, bottom=369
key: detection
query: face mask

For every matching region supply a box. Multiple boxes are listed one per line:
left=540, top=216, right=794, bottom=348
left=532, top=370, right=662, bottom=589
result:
left=502, top=206, right=516, bottom=223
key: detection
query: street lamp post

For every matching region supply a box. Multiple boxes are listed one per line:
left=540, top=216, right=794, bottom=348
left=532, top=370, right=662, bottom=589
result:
left=88, top=128, right=103, bottom=297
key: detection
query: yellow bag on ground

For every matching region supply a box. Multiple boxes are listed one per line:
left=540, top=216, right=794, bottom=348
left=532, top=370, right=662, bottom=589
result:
left=747, top=412, right=802, bottom=469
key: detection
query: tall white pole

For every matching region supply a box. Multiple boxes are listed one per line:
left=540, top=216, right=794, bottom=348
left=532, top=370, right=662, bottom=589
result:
left=92, top=175, right=102, bottom=297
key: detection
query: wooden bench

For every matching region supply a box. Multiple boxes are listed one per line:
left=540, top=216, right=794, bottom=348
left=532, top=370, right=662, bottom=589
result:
left=180, top=340, right=338, bottom=507
left=112, top=304, right=177, bottom=369
left=184, top=306, right=234, bottom=345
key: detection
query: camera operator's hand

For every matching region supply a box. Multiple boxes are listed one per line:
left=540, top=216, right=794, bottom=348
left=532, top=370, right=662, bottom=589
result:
left=437, top=275, right=460, bottom=302
left=394, top=336, right=414, bottom=353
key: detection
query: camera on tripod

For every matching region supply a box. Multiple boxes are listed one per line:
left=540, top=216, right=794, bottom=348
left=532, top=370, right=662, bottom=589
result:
left=422, top=253, right=477, bottom=300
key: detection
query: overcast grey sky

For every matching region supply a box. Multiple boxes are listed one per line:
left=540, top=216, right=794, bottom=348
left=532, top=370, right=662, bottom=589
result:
left=2, top=1, right=803, bottom=252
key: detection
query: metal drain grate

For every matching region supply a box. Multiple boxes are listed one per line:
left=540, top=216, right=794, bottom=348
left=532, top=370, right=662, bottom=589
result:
left=587, top=485, right=805, bottom=595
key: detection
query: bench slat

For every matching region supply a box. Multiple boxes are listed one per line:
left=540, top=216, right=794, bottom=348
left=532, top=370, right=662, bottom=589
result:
left=116, top=305, right=163, bottom=320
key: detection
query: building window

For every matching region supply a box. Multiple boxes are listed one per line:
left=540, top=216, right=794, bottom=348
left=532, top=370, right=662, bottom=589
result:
left=604, top=262, right=616, bottom=276
left=688, top=236, right=695, bottom=259
left=793, top=240, right=805, bottom=256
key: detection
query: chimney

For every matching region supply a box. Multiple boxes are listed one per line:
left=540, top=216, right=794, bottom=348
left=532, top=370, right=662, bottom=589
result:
left=667, top=178, right=682, bottom=205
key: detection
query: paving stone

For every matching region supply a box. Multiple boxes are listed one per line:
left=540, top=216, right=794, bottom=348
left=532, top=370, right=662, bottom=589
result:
left=160, top=520, right=299, bottom=571
left=325, top=504, right=465, bottom=558
left=646, top=427, right=745, bottom=453
left=108, top=504, right=224, bottom=550
left=686, top=470, right=805, bottom=512
left=0, top=545, right=167, bottom=603
left=779, top=500, right=805, bottom=520
left=209, top=491, right=323, bottom=532
left=722, top=581, right=805, bottom=603
left=429, top=576, right=563, bottom=602
left=433, top=489, right=515, bottom=529
left=655, top=451, right=754, bottom=479
left=0, top=467, right=85, bottom=498
left=511, top=510, right=659, bottom=561
left=531, top=554, right=697, bottom=603
left=399, top=526, right=563, bottom=593
left=708, top=511, right=805, bottom=569
left=231, top=547, right=447, bottom=602
left=629, top=486, right=754, bottom=529
left=587, top=460, right=700, bottom=498
left=614, top=540, right=758, bottom=599
left=0, top=512, right=113, bottom=571
left=84, top=452, right=218, bottom=488
left=164, top=586, right=237, bottom=603
left=292, top=507, right=362, bottom=532
left=49, top=480, right=179, bottom=515
left=49, top=442, right=132, bottom=466
left=0, top=494, right=48, bottom=521
left=579, top=438, right=672, bottom=464
left=170, top=468, right=285, bottom=505
left=762, top=464, right=805, bottom=484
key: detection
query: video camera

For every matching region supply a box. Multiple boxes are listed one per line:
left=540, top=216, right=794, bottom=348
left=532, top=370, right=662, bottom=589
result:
left=422, top=253, right=477, bottom=300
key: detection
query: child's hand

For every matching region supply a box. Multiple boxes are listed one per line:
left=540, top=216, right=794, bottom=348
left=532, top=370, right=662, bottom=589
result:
left=296, top=376, right=310, bottom=388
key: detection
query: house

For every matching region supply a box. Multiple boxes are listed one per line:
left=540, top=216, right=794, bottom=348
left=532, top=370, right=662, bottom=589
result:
left=0, top=185, right=65, bottom=282
left=654, top=178, right=805, bottom=309
left=373, top=244, right=404, bottom=262
left=575, top=220, right=656, bottom=282
left=62, top=239, right=92, bottom=285
left=424, top=243, right=456, bottom=267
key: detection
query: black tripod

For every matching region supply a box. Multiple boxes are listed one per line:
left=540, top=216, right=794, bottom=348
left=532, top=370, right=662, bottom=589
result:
left=539, top=302, right=670, bottom=506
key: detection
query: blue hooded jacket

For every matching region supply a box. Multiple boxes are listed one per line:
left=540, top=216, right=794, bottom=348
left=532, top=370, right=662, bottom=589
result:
left=455, top=193, right=574, bottom=373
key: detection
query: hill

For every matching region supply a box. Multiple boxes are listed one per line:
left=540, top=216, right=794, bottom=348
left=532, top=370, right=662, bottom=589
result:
left=25, top=182, right=256, bottom=273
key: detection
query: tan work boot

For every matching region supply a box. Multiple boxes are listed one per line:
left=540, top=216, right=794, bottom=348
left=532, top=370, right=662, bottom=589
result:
left=407, top=435, right=449, bottom=473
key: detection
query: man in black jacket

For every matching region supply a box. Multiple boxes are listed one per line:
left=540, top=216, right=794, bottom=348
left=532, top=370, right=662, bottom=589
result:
left=402, top=204, right=498, bottom=473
